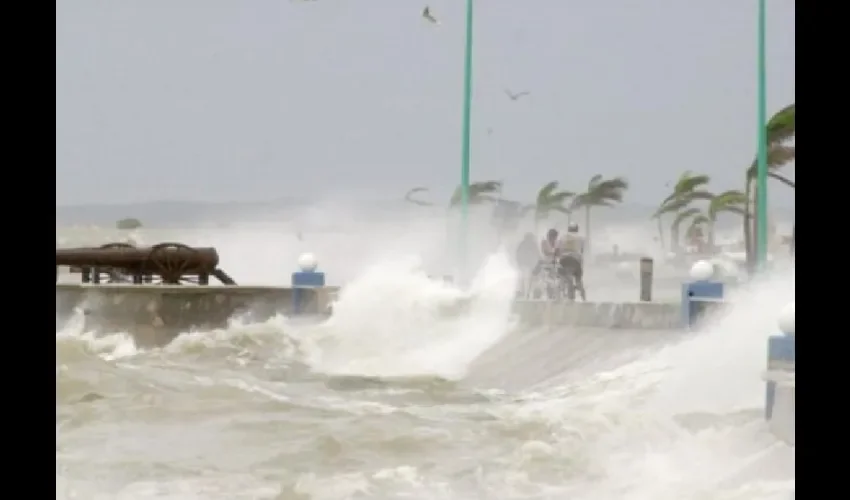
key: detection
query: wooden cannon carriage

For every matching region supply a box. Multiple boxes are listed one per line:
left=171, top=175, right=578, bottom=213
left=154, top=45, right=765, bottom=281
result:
left=56, top=242, right=237, bottom=285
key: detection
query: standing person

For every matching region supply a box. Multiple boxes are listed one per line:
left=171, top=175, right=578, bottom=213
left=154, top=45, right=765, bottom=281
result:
left=515, top=232, right=539, bottom=296
left=522, top=228, right=561, bottom=296
left=531, top=228, right=561, bottom=279
left=558, top=223, right=587, bottom=301
left=541, top=228, right=560, bottom=260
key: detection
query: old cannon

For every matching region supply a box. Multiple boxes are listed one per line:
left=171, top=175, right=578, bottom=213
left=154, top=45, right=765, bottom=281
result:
left=56, top=242, right=237, bottom=285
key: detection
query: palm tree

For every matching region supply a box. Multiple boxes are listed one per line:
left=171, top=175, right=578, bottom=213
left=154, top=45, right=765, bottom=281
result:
left=665, top=189, right=748, bottom=251
left=404, top=187, right=433, bottom=207
left=743, top=103, right=795, bottom=269
left=685, top=213, right=711, bottom=248
left=530, top=181, right=574, bottom=231
left=653, top=171, right=714, bottom=252
left=706, top=189, right=747, bottom=248
left=670, top=207, right=701, bottom=250
left=448, top=180, right=503, bottom=207
left=569, top=175, right=628, bottom=254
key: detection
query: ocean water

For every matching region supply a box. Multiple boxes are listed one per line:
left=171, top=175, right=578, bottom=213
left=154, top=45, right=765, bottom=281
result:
left=56, top=213, right=794, bottom=499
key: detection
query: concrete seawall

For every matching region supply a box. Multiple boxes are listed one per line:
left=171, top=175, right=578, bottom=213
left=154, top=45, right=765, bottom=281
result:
left=56, top=284, right=337, bottom=347
left=769, top=377, right=795, bottom=445
left=56, top=285, right=685, bottom=347
left=512, top=300, right=681, bottom=330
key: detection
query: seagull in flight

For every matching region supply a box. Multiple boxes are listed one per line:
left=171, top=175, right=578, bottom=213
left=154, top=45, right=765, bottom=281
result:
left=422, top=6, right=439, bottom=24
left=504, top=89, right=531, bottom=101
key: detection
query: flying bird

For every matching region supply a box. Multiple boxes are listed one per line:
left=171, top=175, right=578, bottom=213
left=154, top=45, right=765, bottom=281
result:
left=504, top=89, right=531, bottom=101
left=422, top=6, right=439, bottom=24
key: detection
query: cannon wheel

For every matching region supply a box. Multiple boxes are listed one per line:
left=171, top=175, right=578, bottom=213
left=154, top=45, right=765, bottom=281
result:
left=145, top=242, right=198, bottom=284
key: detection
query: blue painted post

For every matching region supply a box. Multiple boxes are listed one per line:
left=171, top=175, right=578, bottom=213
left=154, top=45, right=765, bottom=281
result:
left=765, top=302, right=795, bottom=421
left=681, top=261, right=724, bottom=329
left=291, top=253, right=325, bottom=315
left=765, top=335, right=794, bottom=419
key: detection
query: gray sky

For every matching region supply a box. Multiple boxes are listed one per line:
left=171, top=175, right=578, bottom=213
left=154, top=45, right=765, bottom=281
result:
left=56, top=0, right=796, bottom=208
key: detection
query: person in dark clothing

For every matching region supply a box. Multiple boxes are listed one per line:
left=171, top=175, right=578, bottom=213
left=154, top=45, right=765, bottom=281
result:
left=516, top=232, right=540, bottom=295
left=557, top=223, right=587, bottom=301
left=558, top=253, right=586, bottom=300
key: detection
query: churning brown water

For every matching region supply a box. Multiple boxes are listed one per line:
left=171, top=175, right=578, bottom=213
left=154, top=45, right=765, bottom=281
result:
left=56, top=228, right=794, bottom=499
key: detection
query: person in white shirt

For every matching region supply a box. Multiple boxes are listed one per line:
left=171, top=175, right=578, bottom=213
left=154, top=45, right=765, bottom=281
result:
left=557, top=223, right=587, bottom=300
left=559, top=223, right=585, bottom=256
left=540, top=228, right=560, bottom=260
left=528, top=228, right=561, bottom=281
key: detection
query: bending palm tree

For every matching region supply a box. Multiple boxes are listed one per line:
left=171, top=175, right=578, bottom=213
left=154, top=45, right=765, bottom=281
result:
left=744, top=103, right=795, bottom=269
left=654, top=171, right=713, bottom=252
left=684, top=213, right=711, bottom=250
left=670, top=207, right=701, bottom=251
left=531, top=181, right=573, bottom=231
left=706, top=190, right=747, bottom=248
left=570, top=175, right=628, bottom=254
left=448, top=180, right=503, bottom=207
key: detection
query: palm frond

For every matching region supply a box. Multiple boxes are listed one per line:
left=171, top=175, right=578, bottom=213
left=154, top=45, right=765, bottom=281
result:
left=654, top=189, right=714, bottom=217
left=536, top=181, right=561, bottom=203
left=404, top=187, right=433, bottom=206
left=674, top=171, right=711, bottom=193
left=545, top=191, right=574, bottom=206
left=659, top=172, right=711, bottom=207
left=765, top=103, right=795, bottom=146
left=475, top=194, right=499, bottom=204
left=671, top=207, right=701, bottom=229
left=654, top=197, right=691, bottom=217
left=589, top=178, right=628, bottom=203
left=533, top=181, right=574, bottom=219
left=594, top=177, right=629, bottom=191
left=686, top=214, right=711, bottom=237
left=748, top=145, right=795, bottom=177
left=448, top=180, right=502, bottom=206
left=768, top=171, right=795, bottom=188
left=594, top=200, right=618, bottom=208
left=573, top=176, right=628, bottom=210
left=708, top=190, right=747, bottom=219
left=470, top=180, right=503, bottom=196
left=687, top=190, right=716, bottom=201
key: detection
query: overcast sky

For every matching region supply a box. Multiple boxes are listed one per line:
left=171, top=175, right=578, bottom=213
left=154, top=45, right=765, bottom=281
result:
left=56, top=0, right=796, bottom=207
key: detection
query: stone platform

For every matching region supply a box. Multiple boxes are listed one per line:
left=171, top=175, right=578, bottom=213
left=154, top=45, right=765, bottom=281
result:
left=512, top=300, right=681, bottom=330
left=55, top=284, right=337, bottom=347
left=56, top=285, right=685, bottom=348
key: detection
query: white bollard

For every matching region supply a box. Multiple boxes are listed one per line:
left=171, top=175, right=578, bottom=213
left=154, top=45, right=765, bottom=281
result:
left=689, top=260, right=714, bottom=281
left=297, top=252, right=318, bottom=273
left=778, top=301, right=795, bottom=337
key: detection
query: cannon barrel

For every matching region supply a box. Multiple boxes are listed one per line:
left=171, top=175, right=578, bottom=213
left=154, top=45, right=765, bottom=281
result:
left=56, top=245, right=219, bottom=272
